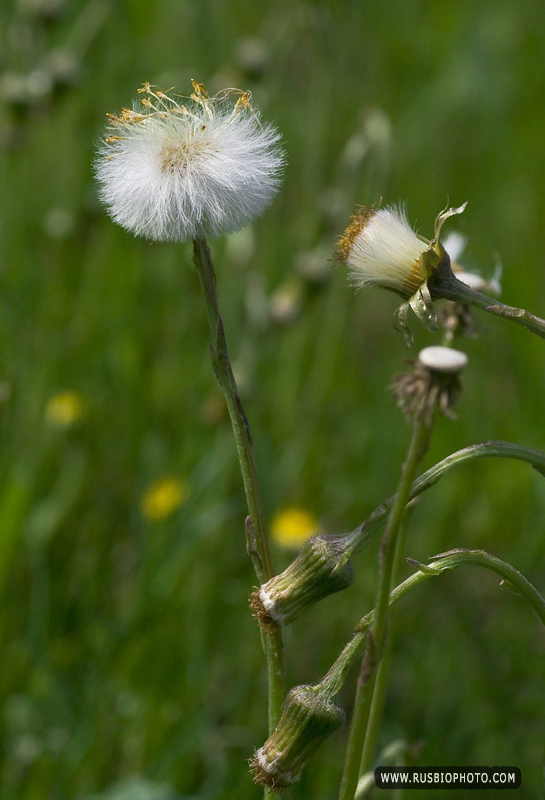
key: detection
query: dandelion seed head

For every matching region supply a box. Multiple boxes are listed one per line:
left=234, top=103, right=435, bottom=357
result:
left=95, top=82, right=285, bottom=242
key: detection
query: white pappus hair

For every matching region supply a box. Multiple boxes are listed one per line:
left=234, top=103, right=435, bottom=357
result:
left=95, top=82, right=285, bottom=242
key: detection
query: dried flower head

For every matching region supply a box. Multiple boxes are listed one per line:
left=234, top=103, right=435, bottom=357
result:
left=391, top=346, right=468, bottom=422
left=438, top=299, right=478, bottom=341
left=251, top=685, right=345, bottom=790
left=250, top=533, right=354, bottom=630
left=95, top=81, right=285, bottom=242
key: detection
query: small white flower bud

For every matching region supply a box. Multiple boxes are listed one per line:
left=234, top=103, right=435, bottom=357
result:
left=417, top=346, right=468, bottom=374
left=95, top=81, right=285, bottom=242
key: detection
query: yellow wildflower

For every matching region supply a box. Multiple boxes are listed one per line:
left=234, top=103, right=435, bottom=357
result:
left=270, top=508, right=321, bottom=549
left=45, top=391, right=86, bottom=427
left=140, top=477, right=189, bottom=521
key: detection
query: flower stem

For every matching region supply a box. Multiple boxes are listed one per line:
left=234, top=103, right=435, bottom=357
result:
left=323, top=547, right=545, bottom=706
left=426, top=548, right=545, bottom=625
left=256, top=440, right=545, bottom=627
left=338, top=413, right=430, bottom=800
left=435, top=273, right=545, bottom=340
left=358, top=513, right=410, bottom=776
left=330, top=546, right=545, bottom=800
left=344, top=439, right=545, bottom=559
left=192, top=238, right=284, bottom=735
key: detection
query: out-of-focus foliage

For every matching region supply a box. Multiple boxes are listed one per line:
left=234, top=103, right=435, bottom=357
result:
left=1, top=1, right=545, bottom=798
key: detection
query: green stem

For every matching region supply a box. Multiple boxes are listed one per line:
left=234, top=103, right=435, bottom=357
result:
left=254, top=441, right=545, bottom=630
left=325, top=548, right=545, bottom=798
left=345, top=440, right=545, bottom=558
left=358, top=642, right=391, bottom=783
left=338, top=414, right=430, bottom=800
left=435, top=273, right=545, bottom=340
left=323, top=549, right=545, bottom=707
left=192, top=239, right=271, bottom=580
left=192, top=238, right=284, bottom=737
left=358, top=514, right=410, bottom=776
left=426, top=548, right=545, bottom=625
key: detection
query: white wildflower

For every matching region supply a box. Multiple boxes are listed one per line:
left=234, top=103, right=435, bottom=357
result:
left=95, top=81, right=285, bottom=242
left=455, top=268, right=502, bottom=296
left=442, top=231, right=467, bottom=264
left=337, top=205, right=429, bottom=296
left=444, top=231, right=502, bottom=297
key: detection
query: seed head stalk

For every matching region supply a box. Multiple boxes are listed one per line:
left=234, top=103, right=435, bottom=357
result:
left=430, top=270, right=545, bottom=340
left=192, top=238, right=284, bottom=742
left=338, top=409, right=431, bottom=800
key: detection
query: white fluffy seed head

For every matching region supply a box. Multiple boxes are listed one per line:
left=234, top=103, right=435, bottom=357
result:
left=94, top=81, right=285, bottom=242
left=338, top=205, right=429, bottom=296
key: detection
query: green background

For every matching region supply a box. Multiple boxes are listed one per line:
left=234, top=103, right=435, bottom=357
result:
left=1, top=0, right=545, bottom=798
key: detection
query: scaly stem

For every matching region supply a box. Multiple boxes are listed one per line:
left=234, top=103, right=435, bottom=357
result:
left=192, top=238, right=284, bottom=739
left=338, top=414, right=430, bottom=800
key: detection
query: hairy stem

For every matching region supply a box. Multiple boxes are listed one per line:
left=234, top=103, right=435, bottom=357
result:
left=192, top=238, right=284, bottom=738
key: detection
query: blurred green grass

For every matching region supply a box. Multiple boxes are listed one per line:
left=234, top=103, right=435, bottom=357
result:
left=1, top=0, right=545, bottom=798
